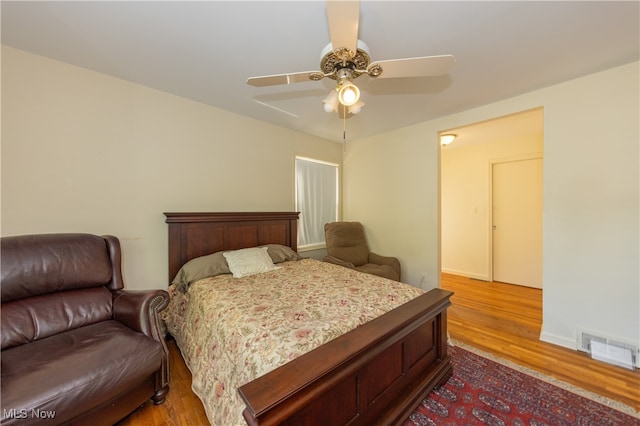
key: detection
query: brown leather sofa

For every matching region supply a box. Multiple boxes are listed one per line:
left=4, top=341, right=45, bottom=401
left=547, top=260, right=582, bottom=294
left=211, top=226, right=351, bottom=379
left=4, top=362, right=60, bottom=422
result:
left=1, top=233, right=169, bottom=426
left=323, top=221, right=401, bottom=281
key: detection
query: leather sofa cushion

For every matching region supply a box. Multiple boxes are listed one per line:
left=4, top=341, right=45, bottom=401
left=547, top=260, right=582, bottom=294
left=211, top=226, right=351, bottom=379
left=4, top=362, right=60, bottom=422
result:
left=1, top=287, right=113, bottom=350
left=1, top=234, right=113, bottom=303
left=1, top=321, right=163, bottom=425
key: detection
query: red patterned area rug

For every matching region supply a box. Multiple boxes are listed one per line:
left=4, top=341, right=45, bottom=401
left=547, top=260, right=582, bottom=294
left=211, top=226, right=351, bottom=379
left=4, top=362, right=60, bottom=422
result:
left=404, top=345, right=640, bottom=426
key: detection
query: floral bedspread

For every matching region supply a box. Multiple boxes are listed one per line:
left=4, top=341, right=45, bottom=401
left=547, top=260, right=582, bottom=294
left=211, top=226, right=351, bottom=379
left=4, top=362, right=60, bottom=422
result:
left=163, top=258, right=424, bottom=426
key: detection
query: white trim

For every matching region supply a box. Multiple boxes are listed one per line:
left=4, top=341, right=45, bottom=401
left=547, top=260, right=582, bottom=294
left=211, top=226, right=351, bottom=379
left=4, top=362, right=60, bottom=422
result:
left=295, top=156, right=339, bottom=168
left=441, top=267, right=489, bottom=282
left=539, top=328, right=576, bottom=350
left=298, top=243, right=326, bottom=252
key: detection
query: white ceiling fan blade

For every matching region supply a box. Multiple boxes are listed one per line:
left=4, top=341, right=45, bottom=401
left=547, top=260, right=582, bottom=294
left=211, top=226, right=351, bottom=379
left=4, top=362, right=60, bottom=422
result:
left=326, top=0, right=359, bottom=55
left=247, top=71, right=317, bottom=87
left=373, top=55, right=456, bottom=79
left=253, top=100, right=299, bottom=118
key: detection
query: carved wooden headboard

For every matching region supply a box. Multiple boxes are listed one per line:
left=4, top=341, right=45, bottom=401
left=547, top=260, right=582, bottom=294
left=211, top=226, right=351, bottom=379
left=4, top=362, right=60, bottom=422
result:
left=164, top=212, right=299, bottom=282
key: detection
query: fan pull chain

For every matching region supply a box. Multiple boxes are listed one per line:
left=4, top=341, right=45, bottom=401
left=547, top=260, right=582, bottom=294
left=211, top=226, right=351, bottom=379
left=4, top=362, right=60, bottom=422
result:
left=343, top=111, right=347, bottom=141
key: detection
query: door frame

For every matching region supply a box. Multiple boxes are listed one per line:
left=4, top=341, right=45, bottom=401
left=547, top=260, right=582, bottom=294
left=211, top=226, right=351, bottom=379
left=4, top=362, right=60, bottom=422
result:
left=488, top=153, right=543, bottom=282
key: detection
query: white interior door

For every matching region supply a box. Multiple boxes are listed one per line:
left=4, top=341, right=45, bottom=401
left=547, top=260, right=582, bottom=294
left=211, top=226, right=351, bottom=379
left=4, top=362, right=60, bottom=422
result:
left=492, top=157, right=542, bottom=288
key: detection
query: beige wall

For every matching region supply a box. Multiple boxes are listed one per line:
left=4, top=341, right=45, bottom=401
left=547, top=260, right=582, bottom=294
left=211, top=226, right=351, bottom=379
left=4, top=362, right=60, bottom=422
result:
left=3, top=45, right=638, bottom=358
left=344, top=61, right=639, bottom=354
left=441, top=130, right=543, bottom=281
left=343, top=124, right=442, bottom=290
left=1, top=46, right=342, bottom=289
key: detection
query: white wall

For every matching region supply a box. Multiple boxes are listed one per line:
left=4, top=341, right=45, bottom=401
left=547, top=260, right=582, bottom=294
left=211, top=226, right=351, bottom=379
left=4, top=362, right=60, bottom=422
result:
left=344, top=61, right=639, bottom=352
left=441, top=132, right=543, bottom=281
left=1, top=46, right=343, bottom=290
left=540, top=62, right=639, bottom=352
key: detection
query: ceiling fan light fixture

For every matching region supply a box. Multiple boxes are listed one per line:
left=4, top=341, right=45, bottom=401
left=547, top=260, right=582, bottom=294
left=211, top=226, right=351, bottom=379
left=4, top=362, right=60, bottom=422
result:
left=322, top=89, right=339, bottom=112
left=348, top=100, right=365, bottom=115
left=440, top=133, right=457, bottom=146
left=324, top=102, right=336, bottom=113
left=334, top=67, right=360, bottom=106
left=323, top=89, right=364, bottom=115
left=338, top=81, right=360, bottom=106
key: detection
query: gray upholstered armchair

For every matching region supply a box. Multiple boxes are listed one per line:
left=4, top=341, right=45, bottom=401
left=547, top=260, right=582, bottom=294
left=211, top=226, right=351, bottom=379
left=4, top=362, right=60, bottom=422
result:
left=323, top=221, right=401, bottom=281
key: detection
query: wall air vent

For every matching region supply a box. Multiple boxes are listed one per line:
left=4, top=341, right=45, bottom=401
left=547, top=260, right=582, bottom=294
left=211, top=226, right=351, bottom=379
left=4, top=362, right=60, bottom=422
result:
left=577, top=329, right=638, bottom=370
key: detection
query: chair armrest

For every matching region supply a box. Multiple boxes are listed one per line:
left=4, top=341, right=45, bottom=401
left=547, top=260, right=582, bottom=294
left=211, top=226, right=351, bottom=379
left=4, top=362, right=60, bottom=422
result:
left=113, top=289, right=169, bottom=339
left=369, top=253, right=401, bottom=278
left=323, top=255, right=356, bottom=269
left=113, top=289, right=171, bottom=398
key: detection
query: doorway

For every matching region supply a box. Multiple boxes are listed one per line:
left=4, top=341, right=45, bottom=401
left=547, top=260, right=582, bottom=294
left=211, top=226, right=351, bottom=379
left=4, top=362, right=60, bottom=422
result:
left=440, top=108, right=543, bottom=285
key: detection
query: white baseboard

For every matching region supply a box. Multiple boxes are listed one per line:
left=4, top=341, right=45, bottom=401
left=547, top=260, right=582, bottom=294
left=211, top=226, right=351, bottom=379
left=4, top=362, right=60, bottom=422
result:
left=441, top=268, right=489, bottom=282
left=539, top=329, right=576, bottom=350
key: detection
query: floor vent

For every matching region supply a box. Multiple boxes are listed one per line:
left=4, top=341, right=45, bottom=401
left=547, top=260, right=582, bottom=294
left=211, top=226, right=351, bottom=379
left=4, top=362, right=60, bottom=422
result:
left=578, top=330, right=637, bottom=370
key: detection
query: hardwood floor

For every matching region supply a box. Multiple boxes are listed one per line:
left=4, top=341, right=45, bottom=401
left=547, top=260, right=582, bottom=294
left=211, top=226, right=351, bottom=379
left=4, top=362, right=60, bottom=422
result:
left=441, top=273, right=640, bottom=413
left=116, top=339, right=209, bottom=426
left=119, top=273, right=639, bottom=425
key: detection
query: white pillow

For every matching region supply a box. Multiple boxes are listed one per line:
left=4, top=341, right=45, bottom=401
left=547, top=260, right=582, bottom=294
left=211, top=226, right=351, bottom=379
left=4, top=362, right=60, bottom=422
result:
left=223, top=247, right=281, bottom=278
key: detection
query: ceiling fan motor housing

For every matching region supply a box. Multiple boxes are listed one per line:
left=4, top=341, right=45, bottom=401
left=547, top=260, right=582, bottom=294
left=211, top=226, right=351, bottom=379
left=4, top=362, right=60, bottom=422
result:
left=320, top=40, right=371, bottom=79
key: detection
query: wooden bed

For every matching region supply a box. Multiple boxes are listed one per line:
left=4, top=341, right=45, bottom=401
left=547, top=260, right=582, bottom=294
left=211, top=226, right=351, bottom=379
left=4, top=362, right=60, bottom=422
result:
left=165, top=211, right=453, bottom=426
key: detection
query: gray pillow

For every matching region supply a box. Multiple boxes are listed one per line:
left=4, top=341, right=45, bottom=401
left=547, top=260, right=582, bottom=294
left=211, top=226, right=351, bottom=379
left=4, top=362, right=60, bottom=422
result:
left=172, top=251, right=230, bottom=292
left=263, top=244, right=302, bottom=264
left=171, top=245, right=301, bottom=292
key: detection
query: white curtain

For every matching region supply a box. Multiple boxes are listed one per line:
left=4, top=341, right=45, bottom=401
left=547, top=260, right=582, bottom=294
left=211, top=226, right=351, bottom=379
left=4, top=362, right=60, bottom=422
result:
left=295, top=158, right=338, bottom=247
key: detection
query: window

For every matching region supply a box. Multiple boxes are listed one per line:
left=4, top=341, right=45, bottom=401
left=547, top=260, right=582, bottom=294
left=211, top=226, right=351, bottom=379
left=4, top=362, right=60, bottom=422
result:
left=295, top=157, right=339, bottom=249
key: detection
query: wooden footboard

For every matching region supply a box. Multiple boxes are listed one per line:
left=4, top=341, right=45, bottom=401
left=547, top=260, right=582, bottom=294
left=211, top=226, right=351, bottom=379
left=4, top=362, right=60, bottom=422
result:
left=238, top=288, right=453, bottom=426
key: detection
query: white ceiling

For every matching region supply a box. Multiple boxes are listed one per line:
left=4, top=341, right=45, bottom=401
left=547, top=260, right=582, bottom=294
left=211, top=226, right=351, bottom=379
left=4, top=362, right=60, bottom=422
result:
left=2, top=1, right=638, bottom=143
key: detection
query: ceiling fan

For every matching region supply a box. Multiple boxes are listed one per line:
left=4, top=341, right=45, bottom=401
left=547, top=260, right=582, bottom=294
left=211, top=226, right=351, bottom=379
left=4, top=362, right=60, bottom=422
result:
left=247, top=0, right=455, bottom=118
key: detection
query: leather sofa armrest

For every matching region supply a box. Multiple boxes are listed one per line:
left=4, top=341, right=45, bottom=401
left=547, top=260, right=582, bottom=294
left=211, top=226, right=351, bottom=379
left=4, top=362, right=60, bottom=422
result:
left=113, top=289, right=169, bottom=339
left=323, top=255, right=356, bottom=269
left=369, top=253, right=401, bottom=278
left=113, top=289, right=171, bottom=399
